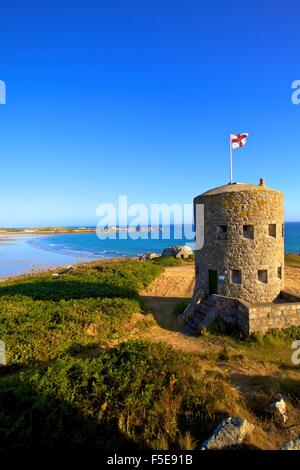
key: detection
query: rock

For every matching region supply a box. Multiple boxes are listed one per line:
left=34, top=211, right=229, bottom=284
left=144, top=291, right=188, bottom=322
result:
left=201, top=416, right=254, bottom=450
left=281, top=435, right=300, bottom=450
left=269, top=394, right=287, bottom=422
left=138, top=252, right=160, bottom=261
left=161, top=245, right=193, bottom=259
left=147, top=253, right=160, bottom=260
left=65, top=265, right=76, bottom=271
left=59, top=265, right=76, bottom=274
left=51, top=273, right=59, bottom=277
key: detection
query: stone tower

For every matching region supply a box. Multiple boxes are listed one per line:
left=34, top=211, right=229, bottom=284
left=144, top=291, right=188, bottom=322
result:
left=193, top=179, right=284, bottom=304
left=182, top=179, right=300, bottom=335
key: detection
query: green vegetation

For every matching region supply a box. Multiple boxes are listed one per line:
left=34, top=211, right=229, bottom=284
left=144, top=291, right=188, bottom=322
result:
left=201, top=317, right=300, bottom=346
left=0, top=296, right=139, bottom=366
left=251, top=325, right=300, bottom=344
left=0, top=260, right=161, bottom=367
left=0, top=228, right=23, bottom=233
left=0, top=259, right=239, bottom=450
left=0, top=341, right=238, bottom=449
left=0, top=260, right=164, bottom=448
left=151, top=255, right=194, bottom=267
left=199, top=317, right=243, bottom=338
left=1, top=258, right=300, bottom=450
left=198, top=318, right=300, bottom=372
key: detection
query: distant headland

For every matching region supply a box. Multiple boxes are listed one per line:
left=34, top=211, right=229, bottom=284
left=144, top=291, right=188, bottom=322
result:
left=0, top=226, right=163, bottom=236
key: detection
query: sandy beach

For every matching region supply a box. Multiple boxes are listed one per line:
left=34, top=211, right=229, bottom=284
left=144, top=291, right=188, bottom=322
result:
left=0, top=234, right=98, bottom=278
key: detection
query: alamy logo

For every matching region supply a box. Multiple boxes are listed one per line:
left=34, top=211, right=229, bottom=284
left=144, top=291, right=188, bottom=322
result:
left=0, top=340, right=6, bottom=365
left=0, top=80, right=6, bottom=104
left=95, top=196, right=205, bottom=250
left=291, top=340, right=300, bottom=365
left=291, top=80, right=300, bottom=105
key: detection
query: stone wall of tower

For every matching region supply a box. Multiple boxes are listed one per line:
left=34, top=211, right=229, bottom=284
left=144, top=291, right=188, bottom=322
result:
left=194, top=186, right=284, bottom=304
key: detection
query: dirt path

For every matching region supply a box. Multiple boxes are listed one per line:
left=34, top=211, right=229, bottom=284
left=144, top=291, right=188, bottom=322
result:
left=138, top=264, right=222, bottom=354
left=141, top=265, right=195, bottom=299
left=139, top=265, right=210, bottom=353
left=284, top=266, right=300, bottom=294
left=140, top=265, right=194, bottom=331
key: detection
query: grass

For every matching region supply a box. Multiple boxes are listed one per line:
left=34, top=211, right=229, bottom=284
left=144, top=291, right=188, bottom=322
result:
left=1, top=257, right=300, bottom=450
left=194, top=317, right=300, bottom=440
left=0, top=259, right=162, bottom=368
left=0, top=258, right=241, bottom=450
left=0, top=340, right=240, bottom=450
left=0, top=260, right=235, bottom=450
left=200, top=317, right=300, bottom=346
left=0, top=296, right=139, bottom=366
left=0, top=258, right=162, bottom=301
left=151, top=255, right=194, bottom=267
left=199, top=317, right=243, bottom=339
left=197, top=318, right=300, bottom=372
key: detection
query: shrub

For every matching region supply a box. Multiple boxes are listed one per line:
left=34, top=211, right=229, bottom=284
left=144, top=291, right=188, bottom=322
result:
left=249, top=326, right=300, bottom=345
left=0, top=297, right=140, bottom=366
left=218, top=346, right=230, bottom=362
left=0, top=259, right=163, bottom=367
left=151, top=255, right=194, bottom=267
left=203, top=318, right=243, bottom=339
left=151, top=257, right=182, bottom=267
left=0, top=340, right=237, bottom=449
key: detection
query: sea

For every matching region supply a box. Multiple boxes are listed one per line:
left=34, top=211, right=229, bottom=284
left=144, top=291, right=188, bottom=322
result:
left=0, top=222, right=300, bottom=278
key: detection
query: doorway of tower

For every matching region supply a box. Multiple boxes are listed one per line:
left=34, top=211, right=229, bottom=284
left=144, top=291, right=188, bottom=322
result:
left=208, top=270, right=218, bottom=295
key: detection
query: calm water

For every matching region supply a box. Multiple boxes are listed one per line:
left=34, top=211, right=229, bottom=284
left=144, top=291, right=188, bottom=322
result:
left=0, top=222, right=299, bottom=277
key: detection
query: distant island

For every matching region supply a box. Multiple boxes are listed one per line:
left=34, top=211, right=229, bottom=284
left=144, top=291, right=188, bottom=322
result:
left=0, top=226, right=164, bottom=235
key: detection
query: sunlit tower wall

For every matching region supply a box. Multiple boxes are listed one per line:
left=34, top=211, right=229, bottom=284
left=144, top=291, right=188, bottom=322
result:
left=193, top=180, right=284, bottom=304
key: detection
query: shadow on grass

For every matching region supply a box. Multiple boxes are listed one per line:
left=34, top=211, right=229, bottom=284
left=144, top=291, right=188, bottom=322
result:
left=0, top=343, right=108, bottom=379
left=141, top=295, right=193, bottom=334
left=0, top=279, right=138, bottom=301
left=66, top=342, right=109, bottom=358
left=0, top=374, right=138, bottom=450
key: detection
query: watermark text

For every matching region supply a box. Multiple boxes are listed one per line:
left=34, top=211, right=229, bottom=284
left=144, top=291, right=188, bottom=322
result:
left=0, top=340, right=6, bottom=365
left=95, top=196, right=204, bottom=250
left=291, top=80, right=300, bottom=105
left=0, top=80, right=6, bottom=104
left=291, top=340, right=300, bottom=365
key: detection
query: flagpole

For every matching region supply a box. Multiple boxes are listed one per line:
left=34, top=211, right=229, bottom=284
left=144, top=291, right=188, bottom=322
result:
left=229, top=135, right=233, bottom=184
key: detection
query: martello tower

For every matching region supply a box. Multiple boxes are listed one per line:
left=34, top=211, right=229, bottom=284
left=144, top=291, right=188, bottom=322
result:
left=193, top=179, right=284, bottom=304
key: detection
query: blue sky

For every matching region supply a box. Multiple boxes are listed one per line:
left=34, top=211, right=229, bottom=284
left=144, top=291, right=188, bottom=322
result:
left=0, top=0, right=299, bottom=226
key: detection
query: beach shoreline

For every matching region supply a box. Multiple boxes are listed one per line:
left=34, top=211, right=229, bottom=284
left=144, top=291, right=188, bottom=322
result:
left=0, top=233, right=102, bottom=279
left=1, top=225, right=300, bottom=280
left=0, top=255, right=138, bottom=283
left=0, top=233, right=139, bottom=281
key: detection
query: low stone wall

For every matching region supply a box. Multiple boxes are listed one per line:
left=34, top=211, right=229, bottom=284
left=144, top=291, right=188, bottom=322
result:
left=191, top=290, right=300, bottom=336
left=247, top=290, right=300, bottom=335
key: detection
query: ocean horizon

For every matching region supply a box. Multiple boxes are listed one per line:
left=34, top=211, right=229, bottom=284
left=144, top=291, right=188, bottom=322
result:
left=0, top=222, right=300, bottom=278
